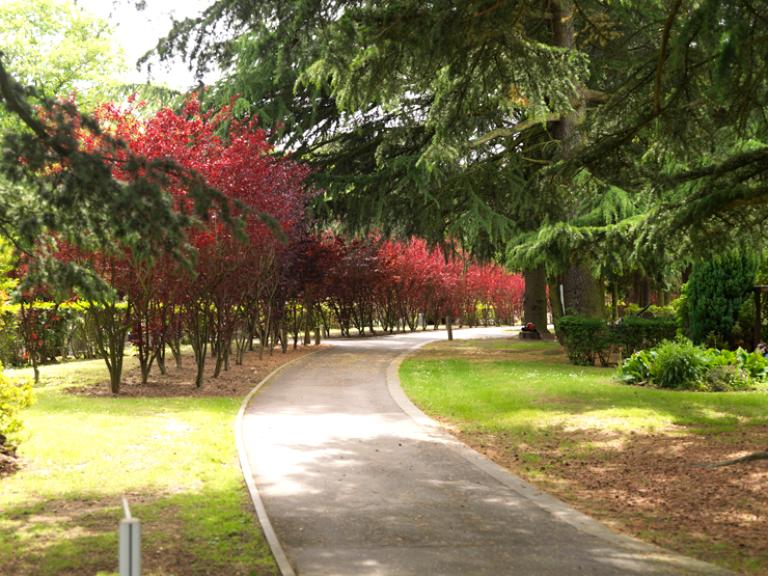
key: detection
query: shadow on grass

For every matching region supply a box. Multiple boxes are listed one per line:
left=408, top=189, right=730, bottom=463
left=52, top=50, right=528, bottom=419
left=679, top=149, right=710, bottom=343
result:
left=0, top=484, right=276, bottom=576
left=400, top=339, right=768, bottom=574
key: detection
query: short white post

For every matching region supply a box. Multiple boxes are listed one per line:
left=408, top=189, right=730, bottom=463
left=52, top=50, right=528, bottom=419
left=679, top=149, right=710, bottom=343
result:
left=119, top=497, right=141, bottom=576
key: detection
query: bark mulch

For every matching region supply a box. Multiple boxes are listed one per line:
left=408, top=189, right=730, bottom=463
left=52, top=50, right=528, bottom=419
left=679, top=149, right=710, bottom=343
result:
left=65, top=345, right=318, bottom=398
left=459, top=426, right=768, bottom=574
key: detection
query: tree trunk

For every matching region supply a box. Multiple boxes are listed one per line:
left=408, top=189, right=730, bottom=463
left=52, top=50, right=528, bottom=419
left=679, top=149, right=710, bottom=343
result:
left=446, top=315, right=454, bottom=341
left=551, top=0, right=605, bottom=319
left=157, top=344, right=167, bottom=375
left=524, top=266, right=551, bottom=336
left=562, top=264, right=605, bottom=318
left=548, top=278, right=564, bottom=325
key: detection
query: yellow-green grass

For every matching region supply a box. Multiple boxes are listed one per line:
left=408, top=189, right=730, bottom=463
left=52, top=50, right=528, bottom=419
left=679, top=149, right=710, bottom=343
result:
left=1, top=359, right=276, bottom=576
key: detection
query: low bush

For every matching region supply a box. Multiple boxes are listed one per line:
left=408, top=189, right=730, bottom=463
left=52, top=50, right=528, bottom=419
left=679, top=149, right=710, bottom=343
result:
left=0, top=364, right=34, bottom=457
left=616, top=349, right=655, bottom=385
left=556, top=315, right=676, bottom=366
left=555, top=316, right=610, bottom=365
left=617, top=339, right=768, bottom=391
left=650, top=340, right=708, bottom=390
left=0, top=310, right=24, bottom=366
left=624, top=304, right=676, bottom=319
left=611, top=317, right=677, bottom=357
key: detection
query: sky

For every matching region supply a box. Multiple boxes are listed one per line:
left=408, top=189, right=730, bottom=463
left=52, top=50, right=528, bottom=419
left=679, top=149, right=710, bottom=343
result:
left=74, top=0, right=216, bottom=90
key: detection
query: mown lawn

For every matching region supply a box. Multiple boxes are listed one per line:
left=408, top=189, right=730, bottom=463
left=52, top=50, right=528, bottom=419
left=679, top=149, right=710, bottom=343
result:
left=0, top=357, right=278, bottom=576
left=401, top=338, right=768, bottom=575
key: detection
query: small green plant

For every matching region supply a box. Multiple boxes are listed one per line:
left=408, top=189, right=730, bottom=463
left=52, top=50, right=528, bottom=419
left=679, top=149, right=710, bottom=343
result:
left=616, top=349, right=656, bottom=385
left=650, top=339, right=708, bottom=390
left=0, top=363, right=34, bottom=457
left=618, top=340, right=768, bottom=391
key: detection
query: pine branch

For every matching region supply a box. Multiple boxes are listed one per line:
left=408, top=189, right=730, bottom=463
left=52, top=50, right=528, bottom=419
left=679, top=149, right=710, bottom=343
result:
left=654, top=0, right=684, bottom=115
left=470, top=113, right=561, bottom=147
left=0, top=54, right=69, bottom=157
left=665, top=147, right=768, bottom=184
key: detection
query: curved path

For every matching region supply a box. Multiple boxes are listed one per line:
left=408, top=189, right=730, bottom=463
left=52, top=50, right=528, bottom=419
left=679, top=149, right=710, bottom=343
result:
left=239, top=328, right=731, bottom=576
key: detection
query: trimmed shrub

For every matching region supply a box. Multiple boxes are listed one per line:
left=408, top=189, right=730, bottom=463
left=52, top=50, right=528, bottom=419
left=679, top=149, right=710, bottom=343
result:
left=556, top=316, right=610, bottom=365
left=685, top=250, right=757, bottom=346
left=557, top=316, right=676, bottom=366
left=611, top=317, right=677, bottom=357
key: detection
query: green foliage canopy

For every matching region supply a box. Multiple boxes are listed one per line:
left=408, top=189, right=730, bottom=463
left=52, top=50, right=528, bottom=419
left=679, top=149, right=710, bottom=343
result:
left=152, top=0, right=768, bottom=274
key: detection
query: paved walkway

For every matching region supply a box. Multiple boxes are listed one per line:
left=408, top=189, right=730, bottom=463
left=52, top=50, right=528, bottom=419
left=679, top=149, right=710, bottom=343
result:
left=239, top=328, right=731, bottom=576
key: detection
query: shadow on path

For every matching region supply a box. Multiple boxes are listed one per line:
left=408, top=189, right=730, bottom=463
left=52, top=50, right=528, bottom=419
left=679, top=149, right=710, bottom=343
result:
left=242, top=328, right=731, bottom=575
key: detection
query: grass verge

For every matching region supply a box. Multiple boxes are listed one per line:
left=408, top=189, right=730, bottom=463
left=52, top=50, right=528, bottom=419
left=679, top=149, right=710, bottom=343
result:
left=400, top=338, right=768, bottom=575
left=1, top=348, right=310, bottom=576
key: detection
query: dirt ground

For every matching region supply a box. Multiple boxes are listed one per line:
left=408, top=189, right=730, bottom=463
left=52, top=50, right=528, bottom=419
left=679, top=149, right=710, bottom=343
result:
left=0, top=452, right=18, bottom=476
left=458, top=424, right=768, bottom=573
left=67, top=345, right=318, bottom=398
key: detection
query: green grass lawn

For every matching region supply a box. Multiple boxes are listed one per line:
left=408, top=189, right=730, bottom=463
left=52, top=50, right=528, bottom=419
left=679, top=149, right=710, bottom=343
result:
left=0, top=358, right=277, bottom=576
left=401, top=339, right=768, bottom=436
left=400, top=338, right=768, bottom=574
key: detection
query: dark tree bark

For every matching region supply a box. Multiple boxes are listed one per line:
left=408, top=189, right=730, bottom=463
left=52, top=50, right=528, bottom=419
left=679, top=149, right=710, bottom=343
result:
left=524, top=266, right=551, bottom=336
left=551, top=0, right=605, bottom=318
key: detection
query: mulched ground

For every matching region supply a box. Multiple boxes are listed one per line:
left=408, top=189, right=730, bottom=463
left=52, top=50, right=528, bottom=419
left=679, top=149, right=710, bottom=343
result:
left=65, top=345, right=319, bottom=398
left=458, top=426, right=768, bottom=573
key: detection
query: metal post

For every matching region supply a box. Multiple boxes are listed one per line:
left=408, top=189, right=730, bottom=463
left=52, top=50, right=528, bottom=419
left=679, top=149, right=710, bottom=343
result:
left=119, top=497, right=141, bottom=576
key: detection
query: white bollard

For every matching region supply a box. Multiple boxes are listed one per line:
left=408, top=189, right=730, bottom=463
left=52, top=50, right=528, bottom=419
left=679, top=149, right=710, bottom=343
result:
left=119, top=497, right=141, bottom=576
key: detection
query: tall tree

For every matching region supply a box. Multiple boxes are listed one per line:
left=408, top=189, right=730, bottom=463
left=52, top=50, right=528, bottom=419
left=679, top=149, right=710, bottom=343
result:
left=0, top=0, right=125, bottom=116
left=154, top=0, right=768, bottom=318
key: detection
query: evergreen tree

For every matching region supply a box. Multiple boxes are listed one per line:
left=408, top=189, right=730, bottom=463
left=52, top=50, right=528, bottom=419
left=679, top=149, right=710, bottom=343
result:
left=155, top=0, right=768, bottom=316
left=686, top=250, right=757, bottom=346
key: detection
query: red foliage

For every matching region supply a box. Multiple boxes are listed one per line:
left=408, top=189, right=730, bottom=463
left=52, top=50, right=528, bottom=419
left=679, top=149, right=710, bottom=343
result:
left=23, top=95, right=525, bottom=389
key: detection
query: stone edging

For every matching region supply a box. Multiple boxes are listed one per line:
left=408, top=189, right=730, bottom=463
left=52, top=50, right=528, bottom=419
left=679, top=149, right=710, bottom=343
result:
left=235, top=349, right=324, bottom=576
left=385, top=339, right=733, bottom=576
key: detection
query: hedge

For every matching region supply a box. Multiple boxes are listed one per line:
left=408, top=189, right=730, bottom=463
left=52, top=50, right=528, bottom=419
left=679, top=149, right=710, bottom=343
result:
left=556, top=315, right=677, bottom=366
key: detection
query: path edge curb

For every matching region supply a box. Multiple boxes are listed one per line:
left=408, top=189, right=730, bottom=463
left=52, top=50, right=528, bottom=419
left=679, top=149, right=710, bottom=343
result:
left=385, top=338, right=734, bottom=576
left=235, top=348, right=324, bottom=576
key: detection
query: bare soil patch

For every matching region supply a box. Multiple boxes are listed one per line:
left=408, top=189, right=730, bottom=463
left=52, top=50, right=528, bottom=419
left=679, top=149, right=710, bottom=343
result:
left=458, top=425, right=768, bottom=573
left=0, top=452, right=19, bottom=477
left=65, top=345, right=318, bottom=397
